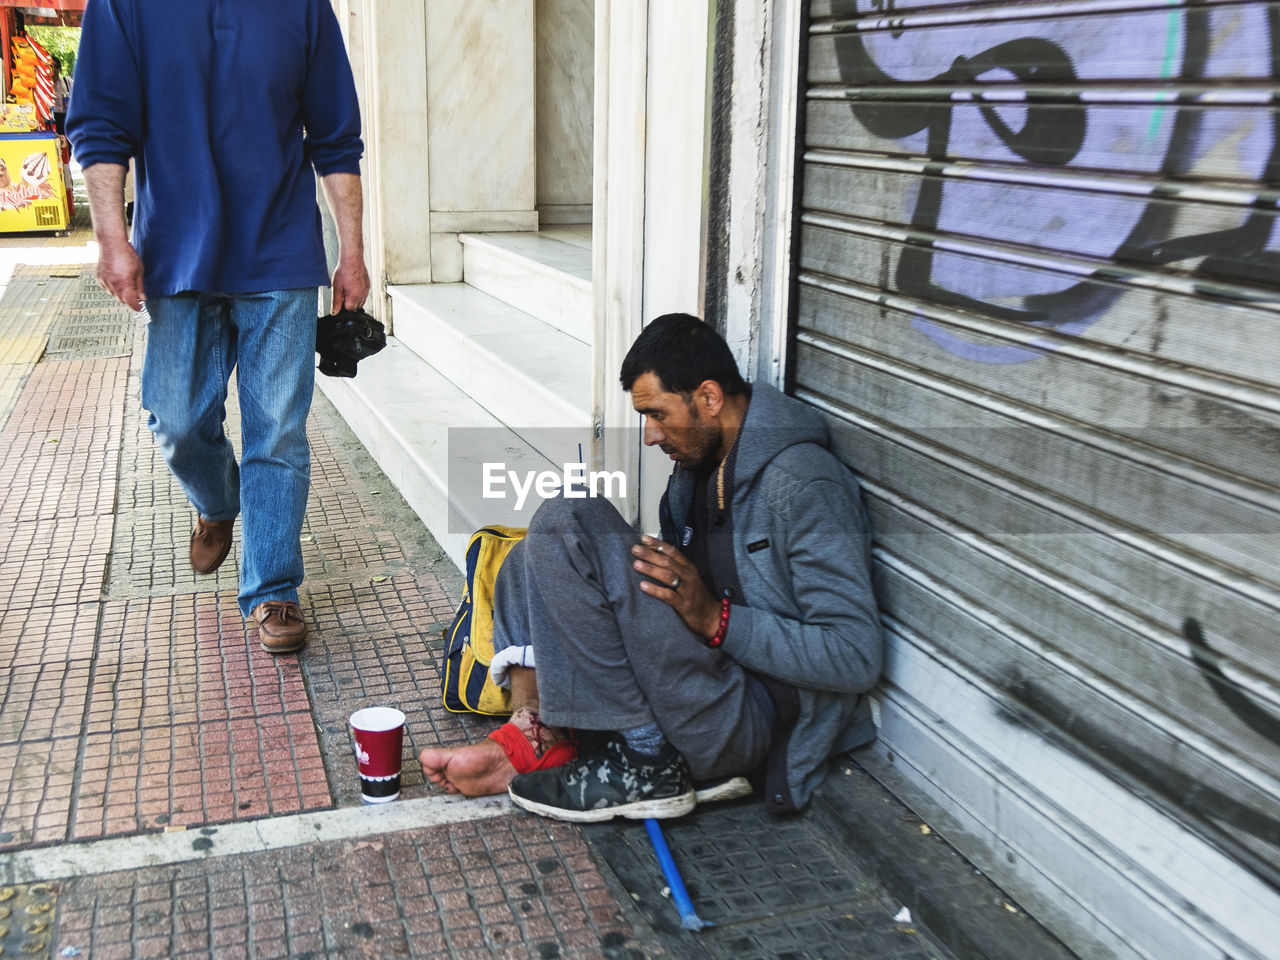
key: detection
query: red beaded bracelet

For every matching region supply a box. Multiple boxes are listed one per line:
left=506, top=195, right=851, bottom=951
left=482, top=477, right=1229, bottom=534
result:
left=707, top=595, right=731, bottom=648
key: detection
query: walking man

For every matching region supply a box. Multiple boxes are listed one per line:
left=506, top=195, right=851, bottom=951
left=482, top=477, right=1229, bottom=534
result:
left=68, top=0, right=369, bottom=653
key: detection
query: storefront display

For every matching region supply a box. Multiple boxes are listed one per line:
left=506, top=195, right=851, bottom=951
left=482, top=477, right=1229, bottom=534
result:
left=0, top=131, right=66, bottom=231
left=0, top=26, right=70, bottom=231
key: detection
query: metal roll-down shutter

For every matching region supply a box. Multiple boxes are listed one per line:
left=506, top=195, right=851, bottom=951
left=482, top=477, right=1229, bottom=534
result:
left=792, top=2, right=1280, bottom=957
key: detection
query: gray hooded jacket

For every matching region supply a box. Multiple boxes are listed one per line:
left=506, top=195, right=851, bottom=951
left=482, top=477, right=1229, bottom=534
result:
left=659, top=383, right=883, bottom=813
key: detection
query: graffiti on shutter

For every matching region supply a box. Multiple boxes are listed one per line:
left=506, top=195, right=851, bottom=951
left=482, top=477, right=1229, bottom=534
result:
left=794, top=2, right=1280, bottom=958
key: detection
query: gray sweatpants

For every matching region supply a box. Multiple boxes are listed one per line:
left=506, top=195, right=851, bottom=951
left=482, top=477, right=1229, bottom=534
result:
left=491, top=494, right=773, bottom=781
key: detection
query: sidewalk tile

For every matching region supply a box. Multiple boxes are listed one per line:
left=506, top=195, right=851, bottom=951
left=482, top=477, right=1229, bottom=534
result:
left=0, top=427, right=120, bottom=522
left=306, top=422, right=368, bottom=493
left=106, top=506, right=244, bottom=599
left=0, top=514, right=113, bottom=610
left=64, top=593, right=331, bottom=839
left=114, top=411, right=188, bottom=513
left=0, top=366, right=24, bottom=428
left=72, top=713, right=328, bottom=838
left=91, top=593, right=312, bottom=727
left=299, top=510, right=411, bottom=577
left=53, top=815, right=666, bottom=960
left=300, top=576, right=473, bottom=805
left=105, top=498, right=430, bottom=600
left=0, top=332, right=45, bottom=365
left=0, top=600, right=99, bottom=667
left=3, top=356, right=127, bottom=438
left=0, top=659, right=91, bottom=743
left=0, top=737, right=78, bottom=849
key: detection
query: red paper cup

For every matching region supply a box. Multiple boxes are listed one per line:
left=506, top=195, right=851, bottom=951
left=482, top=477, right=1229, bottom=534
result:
left=349, top=706, right=406, bottom=803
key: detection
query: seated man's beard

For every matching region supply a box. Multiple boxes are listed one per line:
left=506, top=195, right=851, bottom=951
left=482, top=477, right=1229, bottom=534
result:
left=683, top=424, right=723, bottom=470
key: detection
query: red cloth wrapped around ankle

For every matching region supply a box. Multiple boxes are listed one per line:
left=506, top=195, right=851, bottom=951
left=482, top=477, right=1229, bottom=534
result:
left=487, top=721, right=577, bottom=774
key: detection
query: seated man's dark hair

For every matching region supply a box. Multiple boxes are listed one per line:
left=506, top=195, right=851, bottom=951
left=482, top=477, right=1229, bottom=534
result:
left=619, top=313, right=748, bottom=396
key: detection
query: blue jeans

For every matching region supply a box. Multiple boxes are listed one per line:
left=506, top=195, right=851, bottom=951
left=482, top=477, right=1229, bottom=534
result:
left=492, top=495, right=775, bottom=781
left=141, top=289, right=317, bottom=616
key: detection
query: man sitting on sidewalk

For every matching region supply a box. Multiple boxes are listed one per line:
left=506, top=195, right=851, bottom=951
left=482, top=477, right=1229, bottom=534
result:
left=421, top=314, right=883, bottom=821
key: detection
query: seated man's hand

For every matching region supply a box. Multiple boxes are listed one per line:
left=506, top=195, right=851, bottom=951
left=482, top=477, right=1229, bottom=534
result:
left=632, top=535, right=721, bottom=640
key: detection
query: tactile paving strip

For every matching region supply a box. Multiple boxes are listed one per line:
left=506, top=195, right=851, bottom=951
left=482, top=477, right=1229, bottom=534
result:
left=53, top=816, right=663, bottom=960
left=587, top=799, right=948, bottom=960
left=0, top=882, right=58, bottom=960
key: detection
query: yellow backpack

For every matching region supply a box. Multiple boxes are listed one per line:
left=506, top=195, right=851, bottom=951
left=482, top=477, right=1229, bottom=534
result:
left=441, top=525, right=526, bottom=715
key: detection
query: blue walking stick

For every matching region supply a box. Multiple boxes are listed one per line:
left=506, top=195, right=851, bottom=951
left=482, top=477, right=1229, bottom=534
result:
left=644, top=818, right=712, bottom=930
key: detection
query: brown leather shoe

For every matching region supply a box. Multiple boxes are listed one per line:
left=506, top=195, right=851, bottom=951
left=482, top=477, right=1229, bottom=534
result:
left=190, top=516, right=234, bottom=574
left=249, top=601, right=308, bottom=654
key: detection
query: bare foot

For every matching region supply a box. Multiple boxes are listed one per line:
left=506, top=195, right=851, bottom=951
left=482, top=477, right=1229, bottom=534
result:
left=419, top=739, right=517, bottom=797
left=420, top=708, right=571, bottom=797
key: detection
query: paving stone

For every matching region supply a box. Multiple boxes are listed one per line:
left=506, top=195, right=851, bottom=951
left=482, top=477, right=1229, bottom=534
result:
left=303, top=575, right=472, bottom=806
left=106, top=504, right=246, bottom=598
left=0, top=368, right=25, bottom=430
left=63, top=592, right=331, bottom=839
left=113, top=370, right=225, bottom=516
left=0, top=601, right=99, bottom=668
left=52, top=817, right=666, bottom=960
left=0, top=271, right=78, bottom=353
left=0, top=427, right=120, bottom=523
left=0, top=659, right=91, bottom=744
left=114, top=428, right=188, bottom=513
left=0, top=738, right=79, bottom=849
left=0, top=333, right=45, bottom=365
left=72, top=714, right=329, bottom=839
left=3, top=356, right=128, bottom=438
left=0, top=354, right=125, bottom=538
left=0, top=514, right=113, bottom=610
left=91, top=593, right=314, bottom=730
left=6, top=264, right=87, bottom=277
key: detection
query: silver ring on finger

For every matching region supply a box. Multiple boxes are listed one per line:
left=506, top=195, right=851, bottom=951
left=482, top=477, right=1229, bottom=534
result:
left=670, top=575, right=681, bottom=590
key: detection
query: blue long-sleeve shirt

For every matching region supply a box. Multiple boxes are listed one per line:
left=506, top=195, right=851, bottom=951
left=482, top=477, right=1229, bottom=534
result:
left=67, top=0, right=363, bottom=296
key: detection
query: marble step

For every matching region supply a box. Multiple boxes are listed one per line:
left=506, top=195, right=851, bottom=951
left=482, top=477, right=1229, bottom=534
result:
left=315, top=338, right=568, bottom=569
left=389, top=282, right=590, bottom=442
left=460, top=230, right=593, bottom=344
left=536, top=224, right=592, bottom=250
